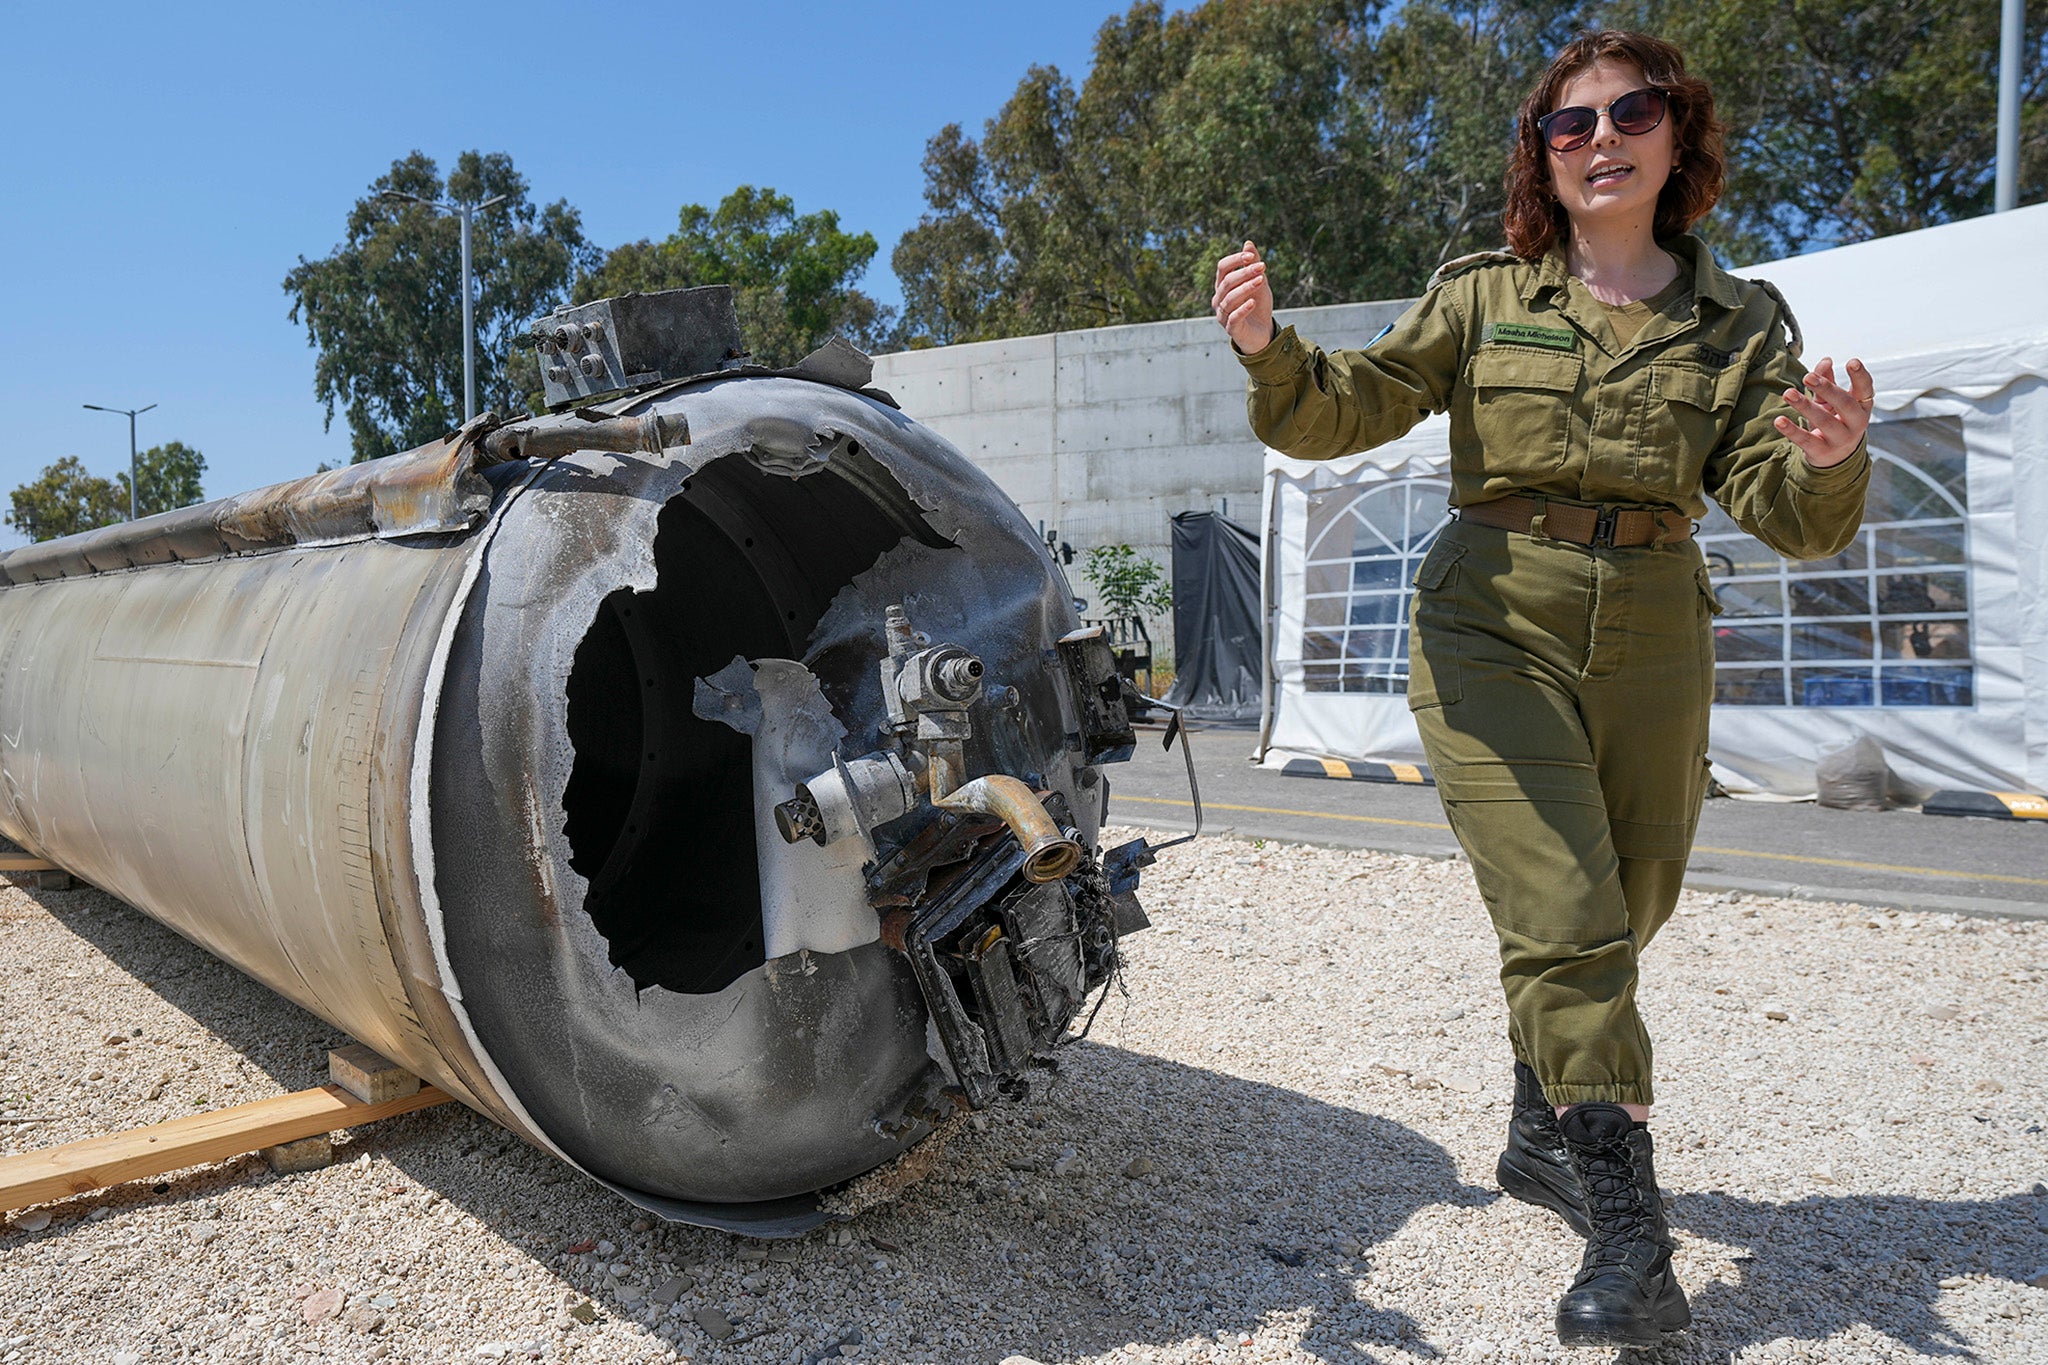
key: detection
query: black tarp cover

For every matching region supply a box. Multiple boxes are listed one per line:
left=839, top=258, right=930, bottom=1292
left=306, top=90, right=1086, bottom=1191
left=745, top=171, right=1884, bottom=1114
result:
left=1165, top=510, right=1262, bottom=721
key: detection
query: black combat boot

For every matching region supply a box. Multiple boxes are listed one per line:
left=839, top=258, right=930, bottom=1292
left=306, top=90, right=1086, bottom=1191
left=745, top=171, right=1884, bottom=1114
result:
left=1554, top=1103, right=1691, bottom=1348
left=1495, top=1061, right=1591, bottom=1237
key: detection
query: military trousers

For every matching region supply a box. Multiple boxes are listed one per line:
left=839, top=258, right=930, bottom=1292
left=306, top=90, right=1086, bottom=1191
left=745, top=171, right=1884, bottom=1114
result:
left=1407, top=516, right=1719, bottom=1106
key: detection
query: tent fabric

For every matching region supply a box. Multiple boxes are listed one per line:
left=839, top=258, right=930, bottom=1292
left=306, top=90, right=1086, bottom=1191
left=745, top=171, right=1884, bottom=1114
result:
left=1255, top=205, right=2048, bottom=800
left=1165, top=510, right=1263, bottom=721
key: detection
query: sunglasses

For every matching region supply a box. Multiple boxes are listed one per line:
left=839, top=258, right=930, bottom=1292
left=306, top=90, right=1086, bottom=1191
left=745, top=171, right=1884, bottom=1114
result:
left=1536, top=87, right=1669, bottom=154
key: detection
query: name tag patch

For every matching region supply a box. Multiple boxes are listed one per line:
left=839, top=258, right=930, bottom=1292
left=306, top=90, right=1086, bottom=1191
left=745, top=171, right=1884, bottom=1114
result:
left=1483, top=322, right=1578, bottom=352
left=1691, top=344, right=1737, bottom=369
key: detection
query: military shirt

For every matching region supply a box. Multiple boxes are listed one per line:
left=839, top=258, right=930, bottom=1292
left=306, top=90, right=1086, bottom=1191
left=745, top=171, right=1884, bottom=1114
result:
left=1236, top=233, right=1869, bottom=561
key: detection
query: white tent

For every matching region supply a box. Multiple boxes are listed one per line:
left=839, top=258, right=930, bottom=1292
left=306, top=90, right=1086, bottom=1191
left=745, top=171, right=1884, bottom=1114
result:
left=1256, top=203, right=2048, bottom=800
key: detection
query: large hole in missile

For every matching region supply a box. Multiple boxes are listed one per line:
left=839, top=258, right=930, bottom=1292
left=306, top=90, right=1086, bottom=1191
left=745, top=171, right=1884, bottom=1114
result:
left=564, top=445, right=945, bottom=994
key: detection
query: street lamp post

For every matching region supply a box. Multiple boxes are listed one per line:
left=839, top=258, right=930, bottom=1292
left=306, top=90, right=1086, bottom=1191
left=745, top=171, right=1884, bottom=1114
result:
left=383, top=190, right=508, bottom=422
left=82, top=401, right=157, bottom=522
left=1996, top=0, right=2023, bottom=212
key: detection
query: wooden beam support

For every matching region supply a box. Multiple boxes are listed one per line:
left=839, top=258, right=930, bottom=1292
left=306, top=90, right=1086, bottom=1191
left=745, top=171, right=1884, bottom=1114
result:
left=0, top=1083, right=452, bottom=1212
left=328, top=1043, right=421, bottom=1104
left=0, top=855, right=61, bottom=873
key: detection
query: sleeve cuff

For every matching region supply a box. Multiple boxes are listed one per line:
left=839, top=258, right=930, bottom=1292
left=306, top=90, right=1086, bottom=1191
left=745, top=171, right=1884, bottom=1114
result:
left=1789, top=436, right=1869, bottom=495
left=1234, top=324, right=1310, bottom=384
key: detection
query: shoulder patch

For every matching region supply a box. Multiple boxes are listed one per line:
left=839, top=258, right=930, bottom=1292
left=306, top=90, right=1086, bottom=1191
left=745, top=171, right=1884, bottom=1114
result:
left=1744, top=276, right=1805, bottom=359
left=1427, top=249, right=1521, bottom=292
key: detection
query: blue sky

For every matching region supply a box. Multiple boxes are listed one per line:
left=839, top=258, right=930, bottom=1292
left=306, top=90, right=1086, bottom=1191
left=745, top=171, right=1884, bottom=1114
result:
left=1, top=1, right=1157, bottom=542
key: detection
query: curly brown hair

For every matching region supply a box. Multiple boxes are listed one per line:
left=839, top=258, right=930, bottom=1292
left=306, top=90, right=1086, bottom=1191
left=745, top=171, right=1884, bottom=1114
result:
left=1502, top=30, right=1726, bottom=260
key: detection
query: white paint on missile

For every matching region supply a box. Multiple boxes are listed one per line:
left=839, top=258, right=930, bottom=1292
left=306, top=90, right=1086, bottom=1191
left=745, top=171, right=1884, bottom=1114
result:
left=694, top=656, right=881, bottom=959
left=406, top=463, right=579, bottom=1167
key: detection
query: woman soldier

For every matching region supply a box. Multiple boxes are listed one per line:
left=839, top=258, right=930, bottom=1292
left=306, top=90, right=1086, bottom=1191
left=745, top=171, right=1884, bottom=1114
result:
left=1212, top=29, right=1872, bottom=1350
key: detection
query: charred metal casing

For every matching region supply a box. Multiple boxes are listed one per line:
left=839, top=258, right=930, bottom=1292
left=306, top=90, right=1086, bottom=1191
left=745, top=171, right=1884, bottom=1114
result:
left=1058, top=627, right=1138, bottom=764
left=534, top=285, right=744, bottom=409
left=0, top=335, right=1145, bottom=1235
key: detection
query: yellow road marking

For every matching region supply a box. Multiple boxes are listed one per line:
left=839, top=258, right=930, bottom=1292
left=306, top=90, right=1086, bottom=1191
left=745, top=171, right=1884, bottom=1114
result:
left=1688, top=844, right=2048, bottom=888
left=1113, top=795, right=2048, bottom=888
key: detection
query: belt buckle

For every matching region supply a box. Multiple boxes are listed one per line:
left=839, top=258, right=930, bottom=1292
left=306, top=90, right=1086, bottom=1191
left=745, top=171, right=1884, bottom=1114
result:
left=1591, top=505, right=1620, bottom=547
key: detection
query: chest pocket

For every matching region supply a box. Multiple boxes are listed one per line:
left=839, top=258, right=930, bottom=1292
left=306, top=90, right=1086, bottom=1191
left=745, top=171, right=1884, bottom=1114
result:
left=1636, top=361, right=1745, bottom=499
left=1464, top=347, right=1581, bottom=477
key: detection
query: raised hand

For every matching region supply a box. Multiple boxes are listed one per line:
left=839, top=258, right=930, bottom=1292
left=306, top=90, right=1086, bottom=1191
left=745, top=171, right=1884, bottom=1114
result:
left=1212, top=240, right=1277, bottom=354
left=1776, top=357, right=1875, bottom=469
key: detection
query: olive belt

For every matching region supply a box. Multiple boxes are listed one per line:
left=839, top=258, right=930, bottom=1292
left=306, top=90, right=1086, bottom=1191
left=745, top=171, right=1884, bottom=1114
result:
left=1456, top=495, right=1694, bottom=547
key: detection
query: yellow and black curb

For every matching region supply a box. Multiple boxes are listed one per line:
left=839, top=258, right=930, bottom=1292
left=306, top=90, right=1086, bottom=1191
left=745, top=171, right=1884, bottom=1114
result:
left=1280, top=757, right=1435, bottom=787
left=1923, top=790, right=2048, bottom=821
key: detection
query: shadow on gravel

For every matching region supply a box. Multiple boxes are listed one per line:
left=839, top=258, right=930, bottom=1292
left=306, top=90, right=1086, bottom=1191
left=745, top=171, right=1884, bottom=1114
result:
left=28, top=885, right=1517, bottom=1362
left=1646, top=1189, right=2048, bottom=1363
left=20, top=882, right=350, bottom=1083
left=32, top=886, right=2048, bottom=1361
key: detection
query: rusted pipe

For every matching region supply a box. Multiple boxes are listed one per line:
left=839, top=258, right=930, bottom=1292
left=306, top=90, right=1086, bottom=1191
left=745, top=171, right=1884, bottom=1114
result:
left=934, top=776, right=1082, bottom=883
left=477, top=410, right=690, bottom=466
left=924, top=740, right=966, bottom=802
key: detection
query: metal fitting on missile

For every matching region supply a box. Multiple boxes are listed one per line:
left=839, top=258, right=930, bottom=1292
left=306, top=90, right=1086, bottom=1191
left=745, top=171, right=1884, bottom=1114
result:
left=773, top=750, right=918, bottom=848
left=875, top=604, right=988, bottom=799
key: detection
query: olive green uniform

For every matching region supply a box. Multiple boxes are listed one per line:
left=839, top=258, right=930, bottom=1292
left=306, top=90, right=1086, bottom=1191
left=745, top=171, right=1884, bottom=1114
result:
left=1237, top=234, right=1868, bottom=1105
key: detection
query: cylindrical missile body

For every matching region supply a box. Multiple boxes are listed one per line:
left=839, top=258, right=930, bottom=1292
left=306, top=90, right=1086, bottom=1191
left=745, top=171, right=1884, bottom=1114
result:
left=0, top=373, right=1119, bottom=1230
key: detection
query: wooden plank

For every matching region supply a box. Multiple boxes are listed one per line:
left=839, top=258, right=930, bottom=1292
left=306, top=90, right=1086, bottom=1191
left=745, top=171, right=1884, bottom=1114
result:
left=0, top=855, right=60, bottom=873
left=0, top=1083, right=452, bottom=1211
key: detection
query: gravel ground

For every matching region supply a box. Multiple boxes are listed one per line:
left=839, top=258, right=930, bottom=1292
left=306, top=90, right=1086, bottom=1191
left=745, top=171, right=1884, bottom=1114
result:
left=3, top=828, right=2045, bottom=1364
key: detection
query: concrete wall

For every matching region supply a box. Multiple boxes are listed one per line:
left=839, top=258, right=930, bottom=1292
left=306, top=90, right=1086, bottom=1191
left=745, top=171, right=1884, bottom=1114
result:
left=870, top=300, right=1415, bottom=595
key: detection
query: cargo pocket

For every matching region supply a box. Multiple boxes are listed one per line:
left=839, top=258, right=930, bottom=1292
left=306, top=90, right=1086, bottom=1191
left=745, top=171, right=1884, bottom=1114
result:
left=1639, top=362, right=1742, bottom=499
left=1406, top=537, right=1466, bottom=710
left=1694, top=564, right=1724, bottom=618
left=1465, top=348, right=1581, bottom=476
left=1695, top=564, right=1723, bottom=706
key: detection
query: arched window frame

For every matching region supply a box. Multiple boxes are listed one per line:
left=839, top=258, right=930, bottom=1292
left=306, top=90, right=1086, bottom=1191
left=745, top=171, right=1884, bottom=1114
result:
left=1297, top=477, right=1453, bottom=693
left=1700, top=417, right=1973, bottom=708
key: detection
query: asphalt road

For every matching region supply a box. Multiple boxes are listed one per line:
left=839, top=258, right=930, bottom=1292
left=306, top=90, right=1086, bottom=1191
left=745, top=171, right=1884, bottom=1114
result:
left=1106, top=722, right=2048, bottom=920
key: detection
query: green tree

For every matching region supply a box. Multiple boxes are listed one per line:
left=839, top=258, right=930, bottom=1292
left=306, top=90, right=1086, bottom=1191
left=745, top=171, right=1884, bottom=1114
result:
left=1083, top=543, right=1173, bottom=617
left=6, top=457, right=126, bottom=542
left=1355, top=0, right=1590, bottom=282
left=5, top=441, right=206, bottom=543
left=118, top=440, right=207, bottom=518
left=577, top=185, right=893, bottom=368
left=896, top=0, right=2031, bottom=337
left=284, top=151, right=597, bottom=464
left=892, top=0, right=1587, bottom=344
left=1609, top=0, right=2047, bottom=260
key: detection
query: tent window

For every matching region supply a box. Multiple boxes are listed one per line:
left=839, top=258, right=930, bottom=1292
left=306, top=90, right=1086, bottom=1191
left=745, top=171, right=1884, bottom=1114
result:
left=1701, top=415, right=1972, bottom=707
left=1298, top=477, right=1453, bottom=693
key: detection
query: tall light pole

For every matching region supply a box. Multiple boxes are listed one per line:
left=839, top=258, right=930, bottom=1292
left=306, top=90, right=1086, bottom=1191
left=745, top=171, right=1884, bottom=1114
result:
left=1995, top=0, right=2024, bottom=212
left=382, top=190, right=508, bottom=422
left=82, top=401, right=157, bottom=522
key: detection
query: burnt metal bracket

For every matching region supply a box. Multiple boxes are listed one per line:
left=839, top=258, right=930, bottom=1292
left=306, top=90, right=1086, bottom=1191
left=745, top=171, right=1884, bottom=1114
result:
left=1056, top=627, right=1136, bottom=765
left=529, top=286, right=745, bottom=410
left=898, top=835, right=1033, bottom=1108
